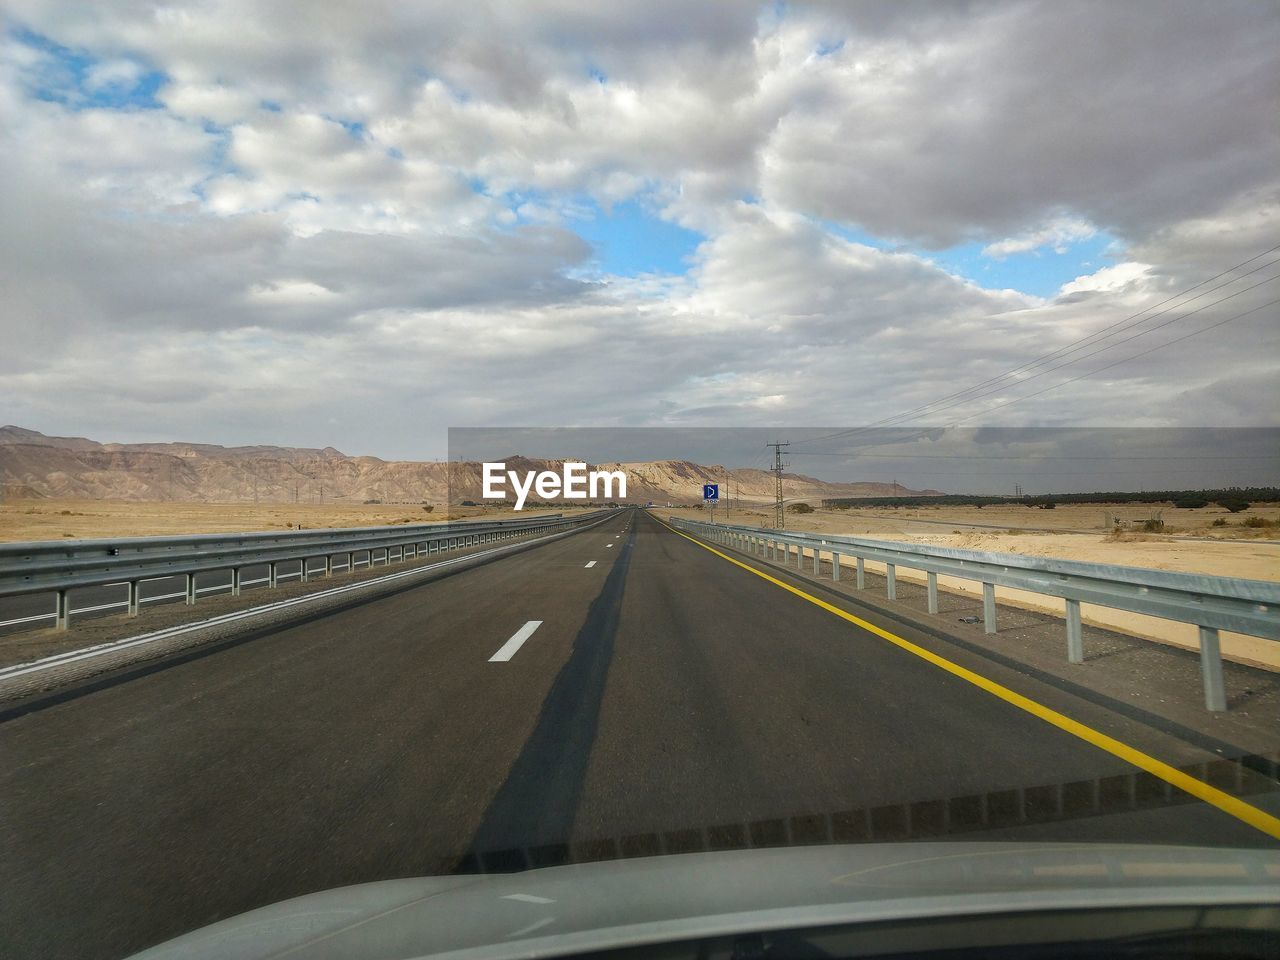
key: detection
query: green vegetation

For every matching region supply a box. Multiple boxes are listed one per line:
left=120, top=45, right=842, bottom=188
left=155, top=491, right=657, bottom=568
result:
left=822, top=487, right=1278, bottom=510
left=787, top=502, right=815, bottom=514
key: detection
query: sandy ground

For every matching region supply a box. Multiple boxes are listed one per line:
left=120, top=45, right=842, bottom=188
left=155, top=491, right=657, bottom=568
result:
left=657, top=502, right=1280, bottom=671
left=0, top=499, right=572, bottom=542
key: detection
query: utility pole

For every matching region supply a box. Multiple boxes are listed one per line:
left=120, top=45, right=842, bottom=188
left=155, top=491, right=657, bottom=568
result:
left=725, top=466, right=733, bottom=525
left=767, top=441, right=789, bottom=530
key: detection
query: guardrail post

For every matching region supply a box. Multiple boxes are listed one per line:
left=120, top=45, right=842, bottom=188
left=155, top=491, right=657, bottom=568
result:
left=982, top=582, right=996, bottom=633
left=856, top=557, right=865, bottom=590
left=55, top=589, right=69, bottom=630
left=832, top=552, right=841, bottom=581
left=185, top=572, right=197, bottom=605
left=1066, top=599, right=1083, bottom=663
left=300, top=559, right=310, bottom=583
left=1199, top=627, right=1227, bottom=712
left=346, top=551, right=354, bottom=572
left=325, top=555, right=333, bottom=577
left=927, top=572, right=938, bottom=614
left=230, top=569, right=241, bottom=598
left=813, top=547, right=821, bottom=574
left=127, top=579, right=141, bottom=615
left=268, top=562, right=278, bottom=588
left=886, top=563, right=897, bottom=600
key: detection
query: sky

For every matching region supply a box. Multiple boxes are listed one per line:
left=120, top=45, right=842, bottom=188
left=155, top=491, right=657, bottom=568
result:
left=1, top=0, right=1278, bottom=487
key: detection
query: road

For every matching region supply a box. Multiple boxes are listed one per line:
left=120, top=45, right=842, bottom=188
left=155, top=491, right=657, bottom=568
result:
left=2, top=509, right=1277, bottom=959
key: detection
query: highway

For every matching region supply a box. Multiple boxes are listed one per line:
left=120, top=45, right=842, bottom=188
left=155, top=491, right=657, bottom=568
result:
left=2, top=508, right=1278, bottom=960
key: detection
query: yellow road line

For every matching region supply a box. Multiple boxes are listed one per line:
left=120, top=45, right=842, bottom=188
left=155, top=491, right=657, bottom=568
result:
left=657, top=517, right=1280, bottom=841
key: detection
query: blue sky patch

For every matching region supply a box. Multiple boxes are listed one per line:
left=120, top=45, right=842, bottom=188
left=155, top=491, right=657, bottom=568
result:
left=928, top=231, right=1117, bottom=298
left=816, top=218, right=1116, bottom=298
left=570, top=198, right=704, bottom=277
left=12, top=27, right=165, bottom=110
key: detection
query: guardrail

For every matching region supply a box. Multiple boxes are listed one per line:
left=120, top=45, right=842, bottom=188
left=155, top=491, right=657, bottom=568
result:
left=0, top=511, right=606, bottom=631
left=671, top=518, right=1280, bottom=712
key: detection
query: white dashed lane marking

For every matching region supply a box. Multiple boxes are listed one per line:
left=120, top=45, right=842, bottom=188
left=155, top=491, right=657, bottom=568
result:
left=489, top=620, right=542, bottom=662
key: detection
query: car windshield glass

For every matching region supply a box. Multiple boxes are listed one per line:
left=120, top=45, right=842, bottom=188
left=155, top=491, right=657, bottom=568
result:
left=1, top=3, right=1278, bottom=959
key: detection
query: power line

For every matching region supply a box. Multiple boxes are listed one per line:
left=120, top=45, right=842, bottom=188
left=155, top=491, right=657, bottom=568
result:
left=890, top=253, right=1280, bottom=425
left=793, top=240, right=1280, bottom=447
left=790, top=453, right=1278, bottom=460
left=854, top=293, right=1278, bottom=452
left=803, top=269, right=1277, bottom=446
left=944, top=295, right=1280, bottom=428
left=796, top=284, right=1277, bottom=455
left=766, top=440, right=789, bottom=529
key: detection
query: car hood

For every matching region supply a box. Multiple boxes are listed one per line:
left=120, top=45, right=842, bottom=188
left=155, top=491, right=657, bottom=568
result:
left=130, top=842, right=1280, bottom=960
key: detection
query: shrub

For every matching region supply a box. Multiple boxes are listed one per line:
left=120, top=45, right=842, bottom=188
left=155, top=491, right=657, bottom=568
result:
left=1212, top=518, right=1228, bottom=527
left=1217, top=498, right=1249, bottom=513
left=1174, top=497, right=1209, bottom=509
left=787, top=502, right=814, bottom=514
left=460, top=500, right=478, bottom=507
left=1242, top=516, right=1271, bottom=528
left=422, top=504, right=434, bottom=513
left=1141, top=517, right=1165, bottom=532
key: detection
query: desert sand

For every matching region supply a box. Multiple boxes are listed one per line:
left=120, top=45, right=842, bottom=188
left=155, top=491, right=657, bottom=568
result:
left=0, top=499, right=568, bottom=542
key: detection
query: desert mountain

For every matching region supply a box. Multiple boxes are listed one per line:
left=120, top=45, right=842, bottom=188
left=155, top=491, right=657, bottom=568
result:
left=0, top=426, right=936, bottom=504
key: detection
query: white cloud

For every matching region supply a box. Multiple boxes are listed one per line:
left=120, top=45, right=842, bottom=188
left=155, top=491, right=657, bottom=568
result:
left=983, top=217, right=1097, bottom=259
left=1059, top=262, right=1151, bottom=299
left=82, top=57, right=143, bottom=92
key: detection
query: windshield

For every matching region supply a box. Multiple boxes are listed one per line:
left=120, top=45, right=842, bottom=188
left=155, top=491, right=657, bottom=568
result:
left=1, top=3, right=1278, bottom=959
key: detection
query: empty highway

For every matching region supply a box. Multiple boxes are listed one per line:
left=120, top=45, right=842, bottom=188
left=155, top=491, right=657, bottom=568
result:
left=2, top=509, right=1278, bottom=960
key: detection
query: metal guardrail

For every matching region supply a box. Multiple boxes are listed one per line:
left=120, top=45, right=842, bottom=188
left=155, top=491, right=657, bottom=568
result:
left=672, top=518, right=1280, bottom=712
left=0, top=511, right=606, bottom=630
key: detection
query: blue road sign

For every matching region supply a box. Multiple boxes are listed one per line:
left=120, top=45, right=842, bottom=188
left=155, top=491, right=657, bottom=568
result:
left=703, top=483, right=719, bottom=501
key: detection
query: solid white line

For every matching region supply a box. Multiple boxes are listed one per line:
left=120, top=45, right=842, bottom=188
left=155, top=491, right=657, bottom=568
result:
left=489, top=620, right=542, bottom=663
left=606, top=543, right=613, bottom=548
left=584, top=561, right=597, bottom=568
left=502, top=893, right=555, bottom=904
left=0, top=611, right=57, bottom=627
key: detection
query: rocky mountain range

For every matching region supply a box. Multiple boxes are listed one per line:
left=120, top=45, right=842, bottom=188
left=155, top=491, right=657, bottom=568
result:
left=0, top=426, right=935, bottom=505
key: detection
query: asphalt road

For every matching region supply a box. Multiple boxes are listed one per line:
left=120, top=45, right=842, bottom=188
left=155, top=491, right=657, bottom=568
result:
left=2, top=509, right=1277, bottom=959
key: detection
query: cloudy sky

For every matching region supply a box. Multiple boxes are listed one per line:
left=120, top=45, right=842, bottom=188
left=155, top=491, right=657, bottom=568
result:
left=1, top=0, right=1277, bottom=473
